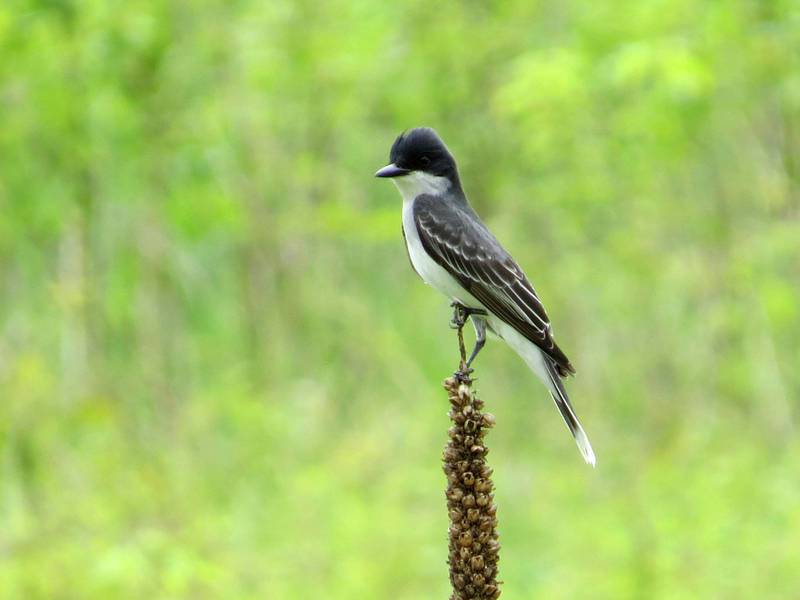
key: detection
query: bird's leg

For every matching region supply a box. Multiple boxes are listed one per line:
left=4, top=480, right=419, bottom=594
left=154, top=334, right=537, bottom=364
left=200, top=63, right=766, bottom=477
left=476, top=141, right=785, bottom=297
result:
left=465, top=317, right=486, bottom=368
left=450, top=302, right=487, bottom=382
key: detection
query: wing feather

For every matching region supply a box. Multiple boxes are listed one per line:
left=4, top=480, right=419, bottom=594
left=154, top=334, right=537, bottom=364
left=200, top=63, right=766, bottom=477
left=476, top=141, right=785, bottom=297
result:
left=414, top=194, right=574, bottom=375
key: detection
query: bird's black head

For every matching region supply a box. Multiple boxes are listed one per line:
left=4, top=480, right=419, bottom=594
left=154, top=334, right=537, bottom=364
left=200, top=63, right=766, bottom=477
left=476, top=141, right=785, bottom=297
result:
left=375, top=127, right=459, bottom=182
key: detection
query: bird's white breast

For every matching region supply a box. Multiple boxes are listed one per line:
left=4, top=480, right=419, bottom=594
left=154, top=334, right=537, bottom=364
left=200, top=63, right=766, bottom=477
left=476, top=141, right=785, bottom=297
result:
left=395, top=173, right=481, bottom=308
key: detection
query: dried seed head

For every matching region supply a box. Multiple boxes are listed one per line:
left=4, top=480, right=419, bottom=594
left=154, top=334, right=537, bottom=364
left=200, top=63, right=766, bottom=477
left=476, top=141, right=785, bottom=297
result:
left=443, top=369, right=500, bottom=600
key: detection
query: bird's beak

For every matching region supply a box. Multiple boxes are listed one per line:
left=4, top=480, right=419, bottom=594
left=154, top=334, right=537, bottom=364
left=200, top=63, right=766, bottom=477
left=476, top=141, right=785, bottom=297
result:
left=374, top=163, right=411, bottom=178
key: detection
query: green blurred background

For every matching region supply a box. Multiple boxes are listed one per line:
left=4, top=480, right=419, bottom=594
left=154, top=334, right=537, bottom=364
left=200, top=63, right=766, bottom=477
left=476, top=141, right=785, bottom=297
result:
left=1, top=1, right=799, bottom=598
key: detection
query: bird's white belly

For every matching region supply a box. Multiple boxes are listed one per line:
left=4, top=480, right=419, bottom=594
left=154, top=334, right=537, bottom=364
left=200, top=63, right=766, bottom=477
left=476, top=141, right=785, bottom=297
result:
left=402, top=199, right=482, bottom=308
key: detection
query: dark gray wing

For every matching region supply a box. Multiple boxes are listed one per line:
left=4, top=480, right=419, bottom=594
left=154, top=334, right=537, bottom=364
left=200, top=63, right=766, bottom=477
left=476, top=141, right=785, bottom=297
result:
left=414, top=194, right=575, bottom=376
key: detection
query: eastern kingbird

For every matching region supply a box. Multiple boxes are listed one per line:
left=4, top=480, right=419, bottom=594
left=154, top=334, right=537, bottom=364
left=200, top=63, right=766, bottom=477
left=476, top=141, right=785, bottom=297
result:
left=376, top=127, right=596, bottom=466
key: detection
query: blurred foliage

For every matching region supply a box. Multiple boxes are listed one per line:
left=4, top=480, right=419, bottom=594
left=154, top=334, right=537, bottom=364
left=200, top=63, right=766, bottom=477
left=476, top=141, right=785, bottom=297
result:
left=1, top=0, right=799, bottom=597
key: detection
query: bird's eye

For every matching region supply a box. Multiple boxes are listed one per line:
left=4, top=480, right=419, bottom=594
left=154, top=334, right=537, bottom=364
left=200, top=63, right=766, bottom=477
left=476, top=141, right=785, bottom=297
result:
left=420, top=156, right=431, bottom=167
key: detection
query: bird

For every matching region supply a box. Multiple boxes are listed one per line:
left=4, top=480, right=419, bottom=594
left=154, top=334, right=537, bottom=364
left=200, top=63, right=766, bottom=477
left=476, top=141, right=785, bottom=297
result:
left=375, top=127, right=596, bottom=466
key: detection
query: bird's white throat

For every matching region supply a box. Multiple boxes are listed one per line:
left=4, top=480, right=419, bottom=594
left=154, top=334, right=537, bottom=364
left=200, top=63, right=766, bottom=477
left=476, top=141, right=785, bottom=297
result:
left=392, top=171, right=451, bottom=202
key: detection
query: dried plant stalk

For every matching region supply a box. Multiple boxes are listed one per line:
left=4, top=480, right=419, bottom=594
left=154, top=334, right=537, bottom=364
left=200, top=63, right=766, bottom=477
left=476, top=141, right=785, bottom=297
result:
left=443, top=318, right=500, bottom=600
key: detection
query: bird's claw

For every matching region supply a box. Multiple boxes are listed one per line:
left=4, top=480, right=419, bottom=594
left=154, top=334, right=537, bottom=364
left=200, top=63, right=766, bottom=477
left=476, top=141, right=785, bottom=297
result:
left=450, top=303, right=468, bottom=329
left=450, top=302, right=486, bottom=330
left=454, top=367, right=474, bottom=383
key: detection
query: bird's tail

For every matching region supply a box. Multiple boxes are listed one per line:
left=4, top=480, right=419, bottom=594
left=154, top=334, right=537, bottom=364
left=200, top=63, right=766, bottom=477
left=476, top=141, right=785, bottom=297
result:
left=543, top=358, right=596, bottom=467
left=490, top=319, right=596, bottom=466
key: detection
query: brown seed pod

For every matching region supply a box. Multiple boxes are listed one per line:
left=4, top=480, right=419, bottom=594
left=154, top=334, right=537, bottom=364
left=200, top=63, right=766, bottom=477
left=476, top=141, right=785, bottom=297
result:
left=475, top=478, right=492, bottom=493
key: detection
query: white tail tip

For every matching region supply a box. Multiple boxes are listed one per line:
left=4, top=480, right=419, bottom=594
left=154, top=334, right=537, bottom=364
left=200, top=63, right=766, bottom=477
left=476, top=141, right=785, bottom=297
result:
left=575, top=428, right=597, bottom=467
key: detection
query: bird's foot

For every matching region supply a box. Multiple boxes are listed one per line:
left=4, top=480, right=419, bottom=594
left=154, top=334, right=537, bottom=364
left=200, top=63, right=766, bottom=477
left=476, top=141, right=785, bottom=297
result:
left=449, top=302, right=487, bottom=330
left=453, top=366, right=474, bottom=383
left=450, top=302, right=467, bottom=329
